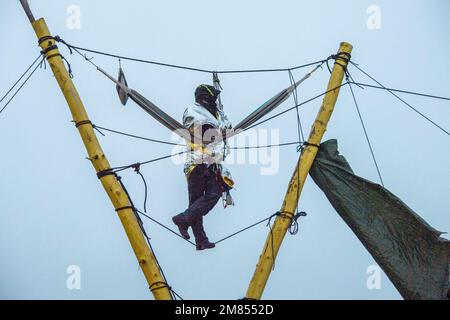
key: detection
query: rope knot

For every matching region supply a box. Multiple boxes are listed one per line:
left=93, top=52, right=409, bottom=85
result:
left=131, top=162, right=141, bottom=173
left=297, top=141, right=320, bottom=153
left=289, top=211, right=307, bottom=235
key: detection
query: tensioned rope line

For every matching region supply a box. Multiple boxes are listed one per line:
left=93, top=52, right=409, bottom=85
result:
left=137, top=207, right=302, bottom=248
left=137, top=209, right=196, bottom=246
left=93, top=124, right=184, bottom=146
left=101, top=151, right=188, bottom=175
left=0, top=55, right=44, bottom=115
left=214, top=213, right=280, bottom=245
left=348, top=81, right=385, bottom=187
left=93, top=123, right=303, bottom=150
left=288, top=69, right=305, bottom=143
left=53, top=36, right=328, bottom=74
left=243, top=82, right=350, bottom=131
left=0, top=54, right=42, bottom=105
left=348, top=82, right=450, bottom=101
left=349, top=61, right=449, bottom=136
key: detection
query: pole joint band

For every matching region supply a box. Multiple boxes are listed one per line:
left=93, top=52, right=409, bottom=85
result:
left=74, top=120, right=92, bottom=128
left=149, top=281, right=171, bottom=292
left=40, top=44, right=58, bottom=56
left=38, top=35, right=55, bottom=45
left=97, top=169, right=116, bottom=179
left=115, top=205, right=135, bottom=212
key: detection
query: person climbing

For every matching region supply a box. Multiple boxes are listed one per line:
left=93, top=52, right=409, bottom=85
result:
left=172, top=84, right=234, bottom=250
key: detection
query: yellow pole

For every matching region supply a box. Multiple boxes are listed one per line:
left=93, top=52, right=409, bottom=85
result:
left=245, top=42, right=353, bottom=299
left=21, top=3, right=172, bottom=300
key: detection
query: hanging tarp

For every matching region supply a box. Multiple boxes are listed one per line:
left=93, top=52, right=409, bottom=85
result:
left=309, top=139, right=450, bottom=300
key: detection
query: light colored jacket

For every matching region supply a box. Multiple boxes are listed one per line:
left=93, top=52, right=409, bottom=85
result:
left=182, top=103, right=232, bottom=179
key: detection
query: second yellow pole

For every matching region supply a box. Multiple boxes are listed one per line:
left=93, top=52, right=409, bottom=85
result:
left=245, top=42, right=353, bottom=299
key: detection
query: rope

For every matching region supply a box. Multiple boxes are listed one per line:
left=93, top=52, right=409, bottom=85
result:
left=348, top=82, right=450, bottom=101
left=261, top=211, right=306, bottom=270
left=288, top=211, right=307, bottom=235
left=138, top=207, right=302, bottom=249
left=0, top=55, right=45, bottom=115
left=0, top=54, right=42, bottom=105
left=230, top=141, right=301, bottom=150
left=131, top=163, right=149, bottom=213
left=93, top=124, right=183, bottom=146
left=137, top=209, right=196, bottom=246
left=100, top=151, right=188, bottom=176
left=53, top=36, right=328, bottom=75
left=288, top=70, right=305, bottom=143
left=348, top=81, right=385, bottom=187
left=214, top=213, right=279, bottom=245
left=349, top=61, right=449, bottom=136
left=264, top=212, right=280, bottom=271
left=112, top=173, right=181, bottom=300
left=243, top=82, right=349, bottom=131
left=93, top=123, right=303, bottom=150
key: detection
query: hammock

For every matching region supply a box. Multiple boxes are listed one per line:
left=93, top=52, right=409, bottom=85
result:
left=97, top=64, right=320, bottom=141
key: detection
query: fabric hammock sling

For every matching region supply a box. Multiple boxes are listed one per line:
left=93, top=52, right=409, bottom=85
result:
left=97, top=64, right=320, bottom=141
left=99, top=67, right=192, bottom=140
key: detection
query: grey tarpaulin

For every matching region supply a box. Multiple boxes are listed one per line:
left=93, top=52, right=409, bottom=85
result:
left=309, top=139, right=450, bottom=300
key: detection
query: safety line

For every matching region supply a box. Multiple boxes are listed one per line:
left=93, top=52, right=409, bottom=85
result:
left=53, top=36, right=328, bottom=74
left=93, top=124, right=184, bottom=146
left=94, top=123, right=303, bottom=150
left=0, top=55, right=44, bottom=115
left=350, top=62, right=449, bottom=136
left=138, top=207, right=300, bottom=249
left=348, top=82, right=385, bottom=187
left=288, top=70, right=305, bottom=142
left=0, top=54, right=42, bottom=104
left=137, top=209, right=196, bottom=246
left=244, top=82, right=349, bottom=131
left=230, top=141, right=301, bottom=150
left=214, top=213, right=279, bottom=245
left=349, top=82, right=450, bottom=101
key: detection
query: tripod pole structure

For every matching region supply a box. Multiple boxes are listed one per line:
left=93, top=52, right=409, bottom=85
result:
left=245, top=42, right=353, bottom=299
left=20, top=0, right=173, bottom=300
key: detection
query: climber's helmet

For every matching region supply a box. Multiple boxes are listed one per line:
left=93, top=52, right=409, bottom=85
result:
left=195, top=84, right=221, bottom=108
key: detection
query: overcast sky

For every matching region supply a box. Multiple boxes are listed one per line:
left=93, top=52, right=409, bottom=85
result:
left=1, top=0, right=449, bottom=300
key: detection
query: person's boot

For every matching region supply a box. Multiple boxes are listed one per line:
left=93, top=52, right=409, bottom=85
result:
left=191, top=217, right=215, bottom=250
left=172, top=212, right=191, bottom=240
left=196, top=239, right=215, bottom=251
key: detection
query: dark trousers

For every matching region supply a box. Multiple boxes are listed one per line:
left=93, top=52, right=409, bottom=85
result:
left=185, top=164, right=222, bottom=243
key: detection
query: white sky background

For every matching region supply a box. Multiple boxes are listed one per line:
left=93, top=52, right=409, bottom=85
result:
left=0, top=0, right=449, bottom=299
